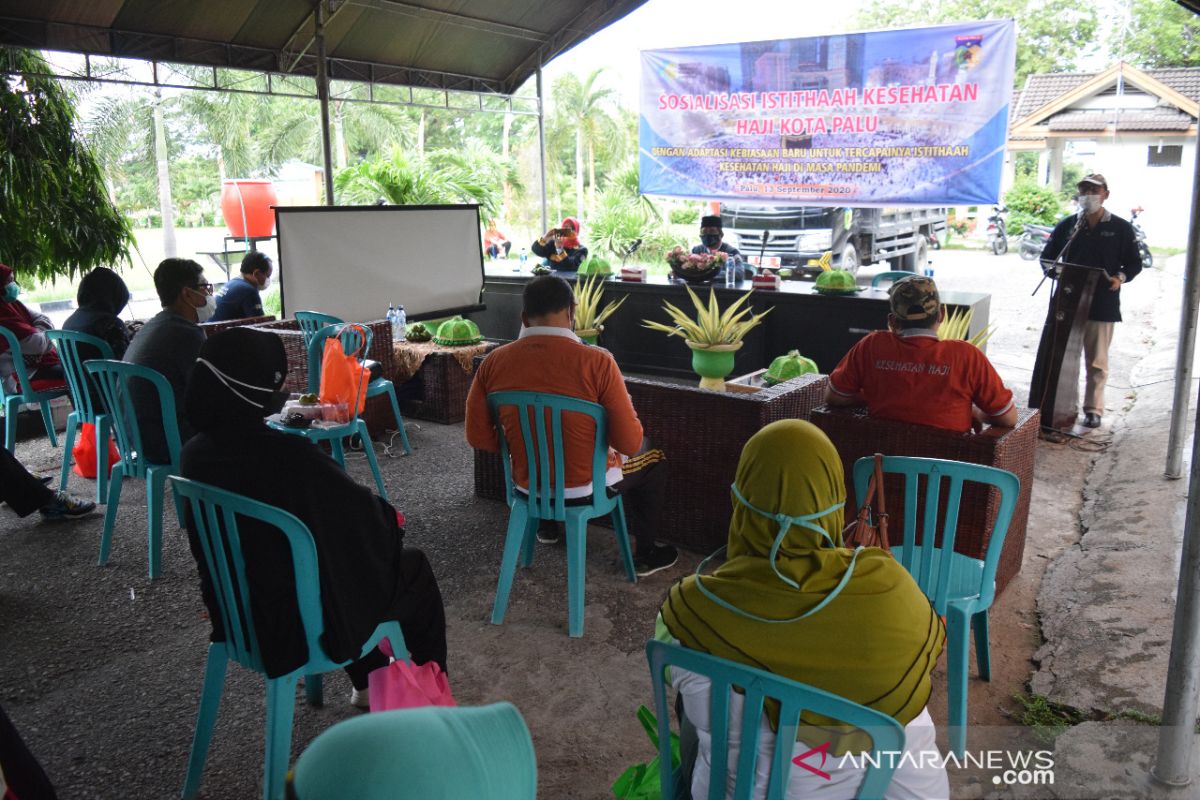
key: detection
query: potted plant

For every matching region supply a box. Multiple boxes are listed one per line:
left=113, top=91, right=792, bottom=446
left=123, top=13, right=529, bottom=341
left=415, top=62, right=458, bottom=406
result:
left=643, top=287, right=771, bottom=390
left=573, top=274, right=626, bottom=345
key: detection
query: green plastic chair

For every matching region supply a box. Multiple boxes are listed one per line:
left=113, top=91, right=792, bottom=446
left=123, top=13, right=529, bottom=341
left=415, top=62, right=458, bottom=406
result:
left=46, top=330, right=115, bottom=504
left=84, top=360, right=184, bottom=580
left=290, top=703, right=536, bottom=800
left=295, top=312, right=412, bottom=454
left=870, top=270, right=915, bottom=289
left=646, top=640, right=905, bottom=800
left=487, top=390, right=636, bottom=638
left=268, top=325, right=391, bottom=500
left=0, top=325, right=69, bottom=452
left=173, top=477, right=408, bottom=800
left=852, top=455, right=1019, bottom=757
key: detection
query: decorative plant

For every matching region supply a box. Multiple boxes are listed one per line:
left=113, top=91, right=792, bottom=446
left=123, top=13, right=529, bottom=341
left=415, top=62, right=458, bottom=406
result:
left=939, top=307, right=995, bottom=349
left=665, top=245, right=726, bottom=274
left=642, top=287, right=771, bottom=347
left=574, top=274, right=626, bottom=332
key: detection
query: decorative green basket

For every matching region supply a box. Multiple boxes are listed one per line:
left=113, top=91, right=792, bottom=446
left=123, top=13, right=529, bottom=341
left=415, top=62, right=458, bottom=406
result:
left=814, top=269, right=862, bottom=295
left=432, top=316, right=483, bottom=346
left=763, top=349, right=819, bottom=386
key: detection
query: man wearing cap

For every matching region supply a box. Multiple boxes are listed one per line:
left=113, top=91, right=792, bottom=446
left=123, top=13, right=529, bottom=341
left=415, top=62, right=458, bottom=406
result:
left=824, top=275, right=1018, bottom=434
left=692, top=216, right=753, bottom=280
left=1040, top=173, right=1142, bottom=429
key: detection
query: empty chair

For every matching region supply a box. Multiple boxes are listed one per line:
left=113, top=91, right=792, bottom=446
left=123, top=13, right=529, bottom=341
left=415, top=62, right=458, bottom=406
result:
left=45, top=330, right=115, bottom=503
left=290, top=703, right=536, bottom=800
left=487, top=390, right=636, bottom=638
left=870, top=270, right=916, bottom=289
left=0, top=326, right=68, bottom=453
left=852, top=455, right=1019, bottom=756
left=84, top=360, right=183, bottom=579
left=295, top=310, right=343, bottom=347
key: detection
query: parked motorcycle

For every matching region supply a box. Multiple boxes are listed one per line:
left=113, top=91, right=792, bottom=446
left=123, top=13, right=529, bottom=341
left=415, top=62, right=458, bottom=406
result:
left=1018, top=222, right=1054, bottom=261
left=986, top=205, right=1009, bottom=255
left=1130, top=207, right=1153, bottom=269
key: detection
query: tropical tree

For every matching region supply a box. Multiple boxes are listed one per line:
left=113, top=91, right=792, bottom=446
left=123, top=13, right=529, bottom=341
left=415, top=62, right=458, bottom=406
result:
left=1119, top=0, right=1200, bottom=68
left=1, top=50, right=132, bottom=281
left=264, top=93, right=412, bottom=171
left=333, top=145, right=507, bottom=217
left=587, top=165, right=675, bottom=262
left=551, top=69, right=621, bottom=218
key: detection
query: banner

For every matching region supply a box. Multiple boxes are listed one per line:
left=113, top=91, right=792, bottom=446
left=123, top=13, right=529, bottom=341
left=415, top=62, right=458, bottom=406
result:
left=639, top=20, right=1016, bottom=206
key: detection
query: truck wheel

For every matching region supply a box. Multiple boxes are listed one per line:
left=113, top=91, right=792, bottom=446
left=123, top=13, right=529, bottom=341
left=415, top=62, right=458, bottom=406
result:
left=840, top=244, right=859, bottom=275
left=901, top=238, right=928, bottom=272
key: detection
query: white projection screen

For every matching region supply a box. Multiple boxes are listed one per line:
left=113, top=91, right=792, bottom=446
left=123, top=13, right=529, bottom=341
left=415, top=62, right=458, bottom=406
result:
left=275, top=204, right=485, bottom=322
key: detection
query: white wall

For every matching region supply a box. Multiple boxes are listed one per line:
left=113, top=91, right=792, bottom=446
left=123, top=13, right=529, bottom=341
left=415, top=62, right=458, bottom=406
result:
left=1086, top=134, right=1196, bottom=249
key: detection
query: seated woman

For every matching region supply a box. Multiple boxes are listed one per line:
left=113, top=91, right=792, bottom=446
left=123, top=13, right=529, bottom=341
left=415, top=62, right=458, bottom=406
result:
left=180, top=328, right=447, bottom=706
left=530, top=217, right=588, bottom=272
left=62, top=267, right=134, bottom=360
left=659, top=419, right=948, bottom=800
left=0, top=263, right=64, bottom=394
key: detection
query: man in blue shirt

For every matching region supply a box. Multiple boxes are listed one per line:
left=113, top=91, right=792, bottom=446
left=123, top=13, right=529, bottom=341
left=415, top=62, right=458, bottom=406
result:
left=212, top=251, right=272, bottom=322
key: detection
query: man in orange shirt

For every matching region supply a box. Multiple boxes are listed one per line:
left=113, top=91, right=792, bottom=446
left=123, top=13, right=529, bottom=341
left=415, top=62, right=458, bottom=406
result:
left=466, top=276, right=678, bottom=576
left=825, top=275, right=1017, bottom=434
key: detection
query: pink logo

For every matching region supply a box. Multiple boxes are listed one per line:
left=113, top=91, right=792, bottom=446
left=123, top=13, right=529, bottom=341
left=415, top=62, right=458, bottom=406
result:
left=792, top=741, right=832, bottom=780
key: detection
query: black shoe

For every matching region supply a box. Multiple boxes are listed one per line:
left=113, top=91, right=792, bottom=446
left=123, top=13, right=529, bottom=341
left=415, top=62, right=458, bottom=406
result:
left=1083, top=412, right=1102, bottom=428
left=634, top=544, right=679, bottom=578
left=39, top=491, right=97, bottom=520
left=536, top=520, right=562, bottom=544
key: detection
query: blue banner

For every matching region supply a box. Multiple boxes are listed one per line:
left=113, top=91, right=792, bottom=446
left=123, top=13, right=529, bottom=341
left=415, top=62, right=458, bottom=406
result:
left=639, top=20, right=1016, bottom=206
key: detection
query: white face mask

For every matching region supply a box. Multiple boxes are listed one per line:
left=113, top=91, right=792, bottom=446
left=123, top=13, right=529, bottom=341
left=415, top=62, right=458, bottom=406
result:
left=1078, top=194, right=1103, bottom=215
left=260, top=274, right=271, bottom=291
left=195, top=292, right=217, bottom=323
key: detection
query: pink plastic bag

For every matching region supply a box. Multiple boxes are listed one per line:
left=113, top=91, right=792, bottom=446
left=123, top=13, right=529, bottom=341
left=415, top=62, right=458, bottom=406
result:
left=367, top=658, right=456, bottom=711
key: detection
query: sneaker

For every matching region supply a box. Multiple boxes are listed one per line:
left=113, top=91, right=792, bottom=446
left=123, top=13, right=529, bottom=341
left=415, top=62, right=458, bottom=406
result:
left=350, top=688, right=370, bottom=709
left=39, top=491, right=96, bottom=520
left=1083, top=412, right=1102, bottom=429
left=634, top=544, right=679, bottom=578
left=536, top=520, right=562, bottom=545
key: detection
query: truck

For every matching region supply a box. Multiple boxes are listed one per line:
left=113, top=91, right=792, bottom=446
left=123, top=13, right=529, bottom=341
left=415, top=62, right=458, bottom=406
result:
left=718, top=204, right=948, bottom=276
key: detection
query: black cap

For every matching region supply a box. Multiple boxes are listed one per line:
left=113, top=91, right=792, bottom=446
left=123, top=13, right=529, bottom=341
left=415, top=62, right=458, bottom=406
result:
left=700, top=215, right=722, bottom=229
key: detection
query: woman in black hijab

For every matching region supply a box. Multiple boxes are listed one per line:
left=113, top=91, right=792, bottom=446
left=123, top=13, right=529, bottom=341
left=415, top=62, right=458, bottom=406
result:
left=180, top=328, right=447, bottom=704
left=63, top=267, right=133, bottom=359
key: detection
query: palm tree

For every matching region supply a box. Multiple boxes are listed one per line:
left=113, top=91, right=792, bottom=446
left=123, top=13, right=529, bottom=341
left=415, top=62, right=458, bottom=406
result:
left=334, top=145, right=509, bottom=218
left=263, top=94, right=412, bottom=172
left=551, top=69, right=620, bottom=219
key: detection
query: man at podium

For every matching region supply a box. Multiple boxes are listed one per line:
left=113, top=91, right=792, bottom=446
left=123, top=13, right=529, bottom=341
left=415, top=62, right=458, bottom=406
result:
left=1040, top=174, right=1143, bottom=428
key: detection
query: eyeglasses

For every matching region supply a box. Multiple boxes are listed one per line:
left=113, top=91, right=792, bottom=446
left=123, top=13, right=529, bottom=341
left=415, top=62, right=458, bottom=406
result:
left=193, top=282, right=213, bottom=294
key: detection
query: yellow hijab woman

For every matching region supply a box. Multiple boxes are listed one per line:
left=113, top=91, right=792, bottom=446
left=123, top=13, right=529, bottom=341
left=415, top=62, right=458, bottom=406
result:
left=660, top=420, right=944, bottom=752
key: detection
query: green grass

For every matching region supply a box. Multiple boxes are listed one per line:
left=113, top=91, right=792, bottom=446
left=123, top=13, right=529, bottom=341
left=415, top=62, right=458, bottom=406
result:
left=1151, top=246, right=1185, bottom=258
left=1012, top=693, right=1086, bottom=744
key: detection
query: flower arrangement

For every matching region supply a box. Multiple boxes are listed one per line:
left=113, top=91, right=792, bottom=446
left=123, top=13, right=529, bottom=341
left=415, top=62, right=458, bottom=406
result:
left=665, top=245, right=726, bottom=278
left=642, top=286, right=770, bottom=347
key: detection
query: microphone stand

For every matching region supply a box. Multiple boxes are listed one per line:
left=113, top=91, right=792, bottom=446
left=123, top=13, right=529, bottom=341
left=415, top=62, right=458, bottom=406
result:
left=1032, top=213, right=1086, bottom=296
left=757, top=230, right=769, bottom=270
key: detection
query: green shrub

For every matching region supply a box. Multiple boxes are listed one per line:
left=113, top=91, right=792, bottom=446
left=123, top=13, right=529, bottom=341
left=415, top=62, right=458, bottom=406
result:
left=587, top=187, right=676, bottom=263
left=669, top=206, right=699, bottom=225
left=1003, top=180, right=1065, bottom=235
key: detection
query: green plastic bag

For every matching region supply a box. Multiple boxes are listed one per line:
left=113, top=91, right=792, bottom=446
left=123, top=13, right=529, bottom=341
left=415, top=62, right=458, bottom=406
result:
left=611, top=705, right=681, bottom=800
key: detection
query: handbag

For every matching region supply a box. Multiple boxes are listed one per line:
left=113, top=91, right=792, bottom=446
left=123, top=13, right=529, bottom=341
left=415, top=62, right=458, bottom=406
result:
left=367, top=658, right=456, bottom=712
left=318, top=324, right=369, bottom=417
left=841, top=453, right=891, bottom=552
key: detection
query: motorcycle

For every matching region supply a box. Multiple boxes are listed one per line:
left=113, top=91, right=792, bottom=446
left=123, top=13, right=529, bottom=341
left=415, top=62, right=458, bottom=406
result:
left=986, top=205, right=1009, bottom=255
left=1130, top=207, right=1153, bottom=269
left=1018, top=222, right=1054, bottom=261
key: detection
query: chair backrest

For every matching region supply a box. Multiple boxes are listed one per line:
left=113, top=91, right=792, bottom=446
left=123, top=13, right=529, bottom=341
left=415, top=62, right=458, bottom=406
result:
left=45, top=330, right=115, bottom=423
left=295, top=311, right=344, bottom=347
left=870, top=270, right=916, bottom=289
left=305, top=324, right=372, bottom=419
left=172, top=477, right=332, bottom=675
left=852, top=455, right=1020, bottom=613
left=647, top=640, right=904, bottom=800
left=0, top=325, right=45, bottom=400
left=83, top=360, right=182, bottom=473
left=291, top=703, right=537, bottom=800
left=486, top=390, right=610, bottom=520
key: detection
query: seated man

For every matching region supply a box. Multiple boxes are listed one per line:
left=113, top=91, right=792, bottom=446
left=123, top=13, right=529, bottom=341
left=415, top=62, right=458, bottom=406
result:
left=825, top=275, right=1017, bottom=434
left=123, top=258, right=211, bottom=463
left=211, top=250, right=272, bottom=322
left=465, top=275, right=677, bottom=577
left=0, top=263, right=65, bottom=394
left=0, top=446, right=95, bottom=520
left=691, top=215, right=753, bottom=280
left=181, top=328, right=447, bottom=707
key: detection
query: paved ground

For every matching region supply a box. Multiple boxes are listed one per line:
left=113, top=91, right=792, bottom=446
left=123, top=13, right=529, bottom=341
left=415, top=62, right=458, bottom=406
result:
left=1, top=246, right=1196, bottom=799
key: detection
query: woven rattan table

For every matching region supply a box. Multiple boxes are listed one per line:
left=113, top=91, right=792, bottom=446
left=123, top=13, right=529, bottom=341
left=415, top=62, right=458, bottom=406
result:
left=392, top=340, right=496, bottom=425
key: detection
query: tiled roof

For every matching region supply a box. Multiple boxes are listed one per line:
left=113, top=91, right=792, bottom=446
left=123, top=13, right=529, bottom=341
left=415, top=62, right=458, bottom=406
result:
left=1015, top=73, right=1094, bottom=120
left=1146, top=68, right=1200, bottom=101
left=1046, top=108, right=1194, bottom=131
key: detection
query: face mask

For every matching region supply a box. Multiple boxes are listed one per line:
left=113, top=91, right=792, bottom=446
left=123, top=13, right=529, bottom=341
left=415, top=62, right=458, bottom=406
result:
left=701, top=234, right=722, bottom=247
left=195, top=358, right=287, bottom=414
left=195, top=291, right=217, bottom=323
left=1078, top=195, right=1102, bottom=214
left=3, top=283, right=20, bottom=302
left=259, top=274, right=272, bottom=291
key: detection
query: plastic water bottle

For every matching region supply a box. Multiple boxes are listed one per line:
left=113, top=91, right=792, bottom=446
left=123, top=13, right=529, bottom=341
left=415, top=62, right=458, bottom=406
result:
left=725, top=257, right=738, bottom=288
left=519, top=247, right=528, bottom=271
left=395, top=305, right=406, bottom=340
left=386, top=303, right=395, bottom=334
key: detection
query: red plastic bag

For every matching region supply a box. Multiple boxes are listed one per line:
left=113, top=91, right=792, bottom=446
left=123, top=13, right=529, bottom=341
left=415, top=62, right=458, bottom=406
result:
left=367, top=657, right=456, bottom=712
left=318, top=324, right=369, bottom=417
left=71, top=422, right=119, bottom=479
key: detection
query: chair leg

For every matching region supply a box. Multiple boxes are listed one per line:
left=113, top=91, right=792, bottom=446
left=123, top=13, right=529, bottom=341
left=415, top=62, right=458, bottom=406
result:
left=182, top=643, right=228, bottom=800
left=263, top=676, right=299, bottom=800
left=611, top=499, right=637, bottom=583
left=519, top=513, right=538, bottom=568
left=95, top=416, right=111, bottom=505
left=97, top=465, right=125, bottom=567
left=945, top=607, right=971, bottom=757
left=330, top=436, right=345, bottom=465
left=356, top=420, right=389, bottom=502
left=4, top=397, right=18, bottom=453
left=380, top=382, right=412, bottom=454
left=147, top=468, right=168, bottom=580
left=304, top=674, right=324, bottom=707
left=491, top=506, right=531, bottom=626
left=58, top=412, right=80, bottom=492
left=972, top=609, right=991, bottom=682
left=566, top=514, right=588, bottom=638
left=38, top=399, right=58, bottom=447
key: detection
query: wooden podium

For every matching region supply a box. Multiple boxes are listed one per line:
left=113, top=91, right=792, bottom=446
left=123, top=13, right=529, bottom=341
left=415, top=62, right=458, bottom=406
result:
left=1028, top=261, right=1108, bottom=432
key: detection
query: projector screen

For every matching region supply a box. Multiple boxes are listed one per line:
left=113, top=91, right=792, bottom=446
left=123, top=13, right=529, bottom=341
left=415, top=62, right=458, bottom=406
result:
left=275, top=204, right=485, bottom=322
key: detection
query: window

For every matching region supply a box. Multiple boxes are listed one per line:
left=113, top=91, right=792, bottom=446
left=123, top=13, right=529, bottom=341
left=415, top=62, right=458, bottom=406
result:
left=1148, top=145, right=1183, bottom=167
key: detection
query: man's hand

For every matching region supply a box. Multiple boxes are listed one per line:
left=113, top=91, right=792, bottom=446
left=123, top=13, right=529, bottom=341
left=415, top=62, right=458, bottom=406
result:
left=1108, top=274, right=1122, bottom=291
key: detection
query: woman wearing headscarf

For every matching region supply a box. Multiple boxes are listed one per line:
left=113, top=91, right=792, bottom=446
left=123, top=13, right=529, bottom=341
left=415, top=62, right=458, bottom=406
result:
left=530, top=217, right=588, bottom=272
left=0, top=263, right=64, bottom=394
left=180, top=328, right=447, bottom=706
left=659, top=420, right=948, bottom=799
left=63, top=267, right=134, bottom=360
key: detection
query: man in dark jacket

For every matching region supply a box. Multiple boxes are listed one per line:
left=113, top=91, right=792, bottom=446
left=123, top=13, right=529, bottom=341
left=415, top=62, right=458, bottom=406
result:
left=691, top=215, right=753, bottom=280
left=1040, top=174, right=1143, bottom=428
left=211, top=251, right=272, bottom=322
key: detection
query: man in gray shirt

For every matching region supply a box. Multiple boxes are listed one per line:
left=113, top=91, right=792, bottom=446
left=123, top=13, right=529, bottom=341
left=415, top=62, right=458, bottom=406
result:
left=123, top=258, right=213, bottom=463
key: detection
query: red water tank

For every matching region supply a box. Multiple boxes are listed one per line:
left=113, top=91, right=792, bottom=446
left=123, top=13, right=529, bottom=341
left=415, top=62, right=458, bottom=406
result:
left=220, top=179, right=278, bottom=238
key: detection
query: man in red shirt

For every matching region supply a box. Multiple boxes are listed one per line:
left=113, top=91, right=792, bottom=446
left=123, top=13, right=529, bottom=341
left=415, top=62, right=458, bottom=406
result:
left=825, top=275, right=1017, bottom=434
left=465, top=276, right=678, bottom=576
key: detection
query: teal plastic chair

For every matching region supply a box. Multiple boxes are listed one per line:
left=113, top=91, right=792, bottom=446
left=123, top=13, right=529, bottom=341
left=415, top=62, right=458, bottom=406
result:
left=84, top=360, right=184, bottom=579
left=46, top=330, right=115, bottom=503
left=487, top=390, right=636, bottom=638
left=646, top=640, right=905, bottom=800
left=0, top=326, right=69, bottom=452
left=173, top=477, right=409, bottom=800
left=870, top=270, right=915, bottom=288
left=290, top=703, right=536, bottom=800
left=295, top=311, right=412, bottom=454
left=268, top=325, right=391, bottom=501
left=852, top=455, right=1019, bottom=757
